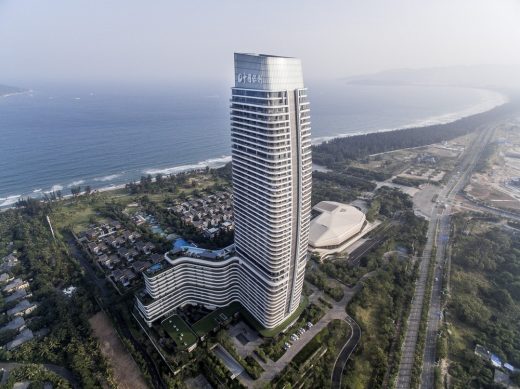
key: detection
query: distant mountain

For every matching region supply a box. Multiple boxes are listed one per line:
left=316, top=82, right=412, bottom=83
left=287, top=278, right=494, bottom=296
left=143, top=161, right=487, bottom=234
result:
left=344, top=64, right=520, bottom=90
left=0, top=84, right=26, bottom=97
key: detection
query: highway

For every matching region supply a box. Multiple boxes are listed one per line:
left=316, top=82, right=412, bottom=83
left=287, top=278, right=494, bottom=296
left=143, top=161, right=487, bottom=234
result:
left=394, top=209, right=438, bottom=389
left=395, top=123, right=496, bottom=389
left=419, top=125, right=496, bottom=389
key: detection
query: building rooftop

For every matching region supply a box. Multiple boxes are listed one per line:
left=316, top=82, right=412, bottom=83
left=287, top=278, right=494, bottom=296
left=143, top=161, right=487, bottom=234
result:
left=234, top=53, right=304, bottom=91
left=1, top=316, right=25, bottom=332
left=235, top=52, right=295, bottom=59
left=309, top=201, right=366, bottom=248
left=6, top=328, right=33, bottom=350
left=7, top=299, right=36, bottom=316
left=5, top=288, right=28, bottom=303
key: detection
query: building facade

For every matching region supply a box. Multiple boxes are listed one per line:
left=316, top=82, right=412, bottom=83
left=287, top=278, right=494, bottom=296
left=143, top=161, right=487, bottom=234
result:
left=136, top=53, right=312, bottom=329
left=230, top=53, right=312, bottom=327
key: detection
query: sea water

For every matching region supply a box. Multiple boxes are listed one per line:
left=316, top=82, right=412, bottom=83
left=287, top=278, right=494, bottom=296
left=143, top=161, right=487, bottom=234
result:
left=0, top=81, right=507, bottom=206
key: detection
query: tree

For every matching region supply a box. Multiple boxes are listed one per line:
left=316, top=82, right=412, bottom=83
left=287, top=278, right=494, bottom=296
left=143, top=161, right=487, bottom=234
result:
left=70, top=186, right=81, bottom=197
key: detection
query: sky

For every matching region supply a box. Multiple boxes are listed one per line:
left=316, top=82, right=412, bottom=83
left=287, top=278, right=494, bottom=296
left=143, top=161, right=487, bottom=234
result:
left=1, top=0, right=520, bottom=86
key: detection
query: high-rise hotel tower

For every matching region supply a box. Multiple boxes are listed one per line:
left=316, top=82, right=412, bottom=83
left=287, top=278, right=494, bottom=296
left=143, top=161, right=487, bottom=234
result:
left=231, top=53, right=312, bottom=327
left=136, top=53, right=312, bottom=329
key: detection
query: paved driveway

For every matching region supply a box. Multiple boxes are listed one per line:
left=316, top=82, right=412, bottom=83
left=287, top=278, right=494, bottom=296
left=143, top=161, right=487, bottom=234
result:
left=252, top=273, right=373, bottom=387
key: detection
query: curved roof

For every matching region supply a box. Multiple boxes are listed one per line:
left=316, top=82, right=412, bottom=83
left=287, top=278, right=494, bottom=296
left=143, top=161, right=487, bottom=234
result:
left=309, top=201, right=366, bottom=248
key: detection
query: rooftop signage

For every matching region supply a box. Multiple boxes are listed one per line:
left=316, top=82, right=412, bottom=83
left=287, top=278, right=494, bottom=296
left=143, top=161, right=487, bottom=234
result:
left=237, top=73, right=263, bottom=84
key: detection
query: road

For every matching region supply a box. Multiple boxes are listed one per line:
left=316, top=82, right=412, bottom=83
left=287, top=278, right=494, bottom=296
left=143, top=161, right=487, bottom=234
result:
left=395, top=124, right=496, bottom=389
left=419, top=125, right=497, bottom=389
left=330, top=315, right=361, bottom=389
left=394, top=209, right=438, bottom=389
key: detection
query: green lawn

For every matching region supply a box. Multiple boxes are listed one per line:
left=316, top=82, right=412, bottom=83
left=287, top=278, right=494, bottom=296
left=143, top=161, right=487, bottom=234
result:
left=191, top=296, right=309, bottom=339
left=51, top=192, right=134, bottom=232
left=192, top=302, right=242, bottom=337
left=161, top=315, right=198, bottom=351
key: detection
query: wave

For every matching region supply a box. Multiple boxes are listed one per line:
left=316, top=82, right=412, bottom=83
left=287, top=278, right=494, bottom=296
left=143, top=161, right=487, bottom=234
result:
left=44, top=184, right=64, bottom=194
left=33, top=188, right=42, bottom=193
left=311, top=88, right=508, bottom=145
left=144, top=156, right=232, bottom=176
left=94, top=174, right=122, bottom=182
left=97, top=183, right=127, bottom=193
left=0, top=195, right=21, bottom=207
left=67, top=180, right=85, bottom=187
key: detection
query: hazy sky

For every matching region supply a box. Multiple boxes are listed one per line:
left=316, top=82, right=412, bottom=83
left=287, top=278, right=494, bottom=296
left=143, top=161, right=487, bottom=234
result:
left=1, top=0, right=519, bottom=85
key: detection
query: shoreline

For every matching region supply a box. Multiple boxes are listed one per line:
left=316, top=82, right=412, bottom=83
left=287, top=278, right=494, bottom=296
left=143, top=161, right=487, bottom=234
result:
left=0, top=87, right=509, bottom=208
left=310, top=87, right=507, bottom=145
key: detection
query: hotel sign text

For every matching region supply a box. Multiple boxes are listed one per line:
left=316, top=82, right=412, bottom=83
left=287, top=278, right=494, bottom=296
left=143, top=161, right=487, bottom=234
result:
left=237, top=73, right=263, bottom=84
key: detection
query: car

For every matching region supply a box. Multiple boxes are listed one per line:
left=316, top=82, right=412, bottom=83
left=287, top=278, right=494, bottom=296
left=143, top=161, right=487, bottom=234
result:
left=284, top=342, right=291, bottom=348
left=307, top=322, right=313, bottom=328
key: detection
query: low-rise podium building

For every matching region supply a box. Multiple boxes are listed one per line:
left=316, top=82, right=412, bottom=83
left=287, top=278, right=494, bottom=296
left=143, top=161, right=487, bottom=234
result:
left=309, top=201, right=372, bottom=259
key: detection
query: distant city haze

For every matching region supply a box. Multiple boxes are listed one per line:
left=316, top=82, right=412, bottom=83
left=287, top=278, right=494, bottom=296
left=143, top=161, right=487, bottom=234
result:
left=1, top=0, right=520, bottom=85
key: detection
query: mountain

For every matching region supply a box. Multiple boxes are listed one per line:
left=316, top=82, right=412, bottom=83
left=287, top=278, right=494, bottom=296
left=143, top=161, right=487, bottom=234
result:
left=0, top=84, right=26, bottom=96
left=344, top=64, right=520, bottom=90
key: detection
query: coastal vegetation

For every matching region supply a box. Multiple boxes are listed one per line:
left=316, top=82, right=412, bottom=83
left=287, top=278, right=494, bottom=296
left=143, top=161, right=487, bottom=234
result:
left=444, top=215, right=520, bottom=388
left=312, top=170, right=376, bottom=205
left=0, top=364, right=71, bottom=388
left=0, top=206, right=114, bottom=387
left=312, top=102, right=513, bottom=168
left=343, top=257, right=418, bottom=388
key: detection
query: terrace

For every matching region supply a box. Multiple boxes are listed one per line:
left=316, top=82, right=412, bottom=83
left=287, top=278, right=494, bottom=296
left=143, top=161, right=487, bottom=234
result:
left=166, top=243, right=236, bottom=263
left=161, top=315, right=198, bottom=352
left=191, top=302, right=242, bottom=339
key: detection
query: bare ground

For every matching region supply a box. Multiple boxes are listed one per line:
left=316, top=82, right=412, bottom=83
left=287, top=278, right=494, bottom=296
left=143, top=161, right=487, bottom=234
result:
left=89, top=311, right=148, bottom=389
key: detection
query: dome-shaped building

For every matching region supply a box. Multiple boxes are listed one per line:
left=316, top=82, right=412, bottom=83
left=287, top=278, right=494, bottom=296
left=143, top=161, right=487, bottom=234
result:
left=309, top=201, right=370, bottom=259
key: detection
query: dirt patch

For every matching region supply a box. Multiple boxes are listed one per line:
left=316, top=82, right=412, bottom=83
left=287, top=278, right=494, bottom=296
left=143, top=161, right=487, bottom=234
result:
left=89, top=311, right=148, bottom=389
left=467, top=180, right=520, bottom=211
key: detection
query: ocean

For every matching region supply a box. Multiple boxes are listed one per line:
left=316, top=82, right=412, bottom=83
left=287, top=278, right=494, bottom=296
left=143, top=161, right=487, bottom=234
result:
left=0, top=81, right=507, bottom=207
